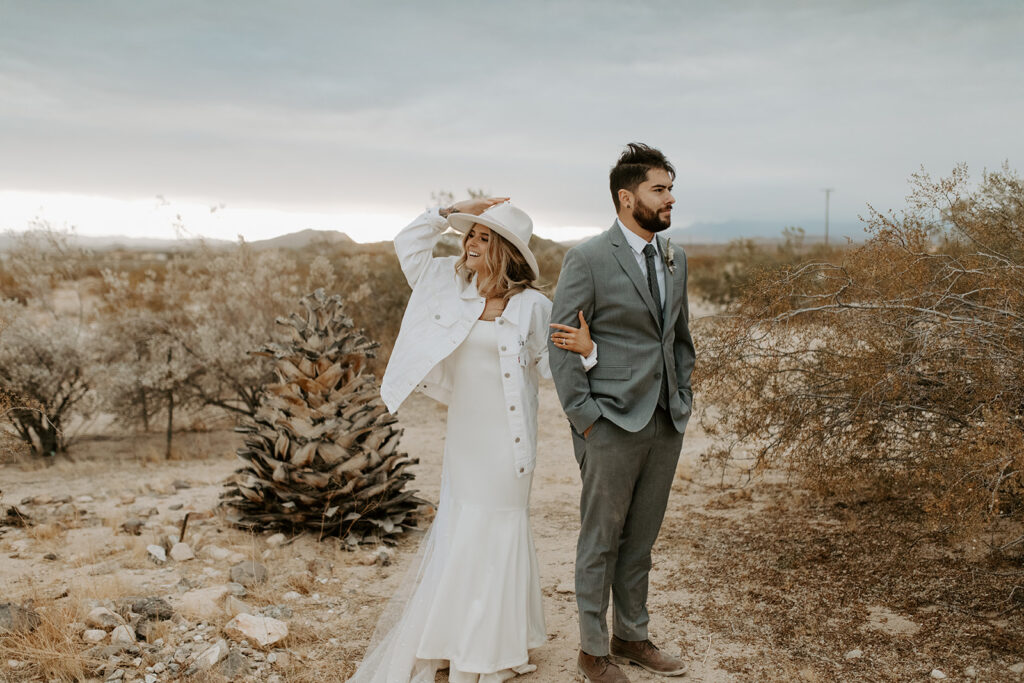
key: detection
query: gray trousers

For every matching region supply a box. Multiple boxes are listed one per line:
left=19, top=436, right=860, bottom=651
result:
left=571, top=407, right=683, bottom=656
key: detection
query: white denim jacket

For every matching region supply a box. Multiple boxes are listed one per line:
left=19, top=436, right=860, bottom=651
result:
left=381, top=209, right=556, bottom=478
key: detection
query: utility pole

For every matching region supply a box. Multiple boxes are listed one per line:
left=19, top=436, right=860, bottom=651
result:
left=821, top=188, right=835, bottom=246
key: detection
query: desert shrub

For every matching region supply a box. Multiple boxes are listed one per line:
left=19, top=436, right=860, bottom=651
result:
left=698, top=164, right=1024, bottom=534
left=688, top=227, right=847, bottom=306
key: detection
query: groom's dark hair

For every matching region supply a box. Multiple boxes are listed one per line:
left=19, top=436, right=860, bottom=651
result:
left=609, top=142, right=675, bottom=212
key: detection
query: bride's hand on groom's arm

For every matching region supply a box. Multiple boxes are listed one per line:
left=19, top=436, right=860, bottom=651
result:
left=550, top=310, right=593, bottom=356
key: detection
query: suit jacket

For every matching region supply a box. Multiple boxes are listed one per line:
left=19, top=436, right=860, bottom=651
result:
left=548, top=221, right=695, bottom=434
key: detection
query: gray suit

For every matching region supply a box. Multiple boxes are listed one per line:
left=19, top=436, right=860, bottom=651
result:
left=549, top=221, right=695, bottom=656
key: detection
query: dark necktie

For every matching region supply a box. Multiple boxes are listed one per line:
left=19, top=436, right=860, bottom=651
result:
left=643, top=242, right=669, bottom=409
left=642, top=243, right=663, bottom=322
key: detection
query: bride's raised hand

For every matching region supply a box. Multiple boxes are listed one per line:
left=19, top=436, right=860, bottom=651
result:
left=449, top=196, right=510, bottom=216
left=550, top=310, right=593, bottom=356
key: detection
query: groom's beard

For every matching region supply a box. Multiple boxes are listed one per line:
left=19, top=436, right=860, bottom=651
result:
left=632, top=199, right=671, bottom=233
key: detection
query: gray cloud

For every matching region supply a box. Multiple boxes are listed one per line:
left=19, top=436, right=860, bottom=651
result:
left=2, top=0, right=1022, bottom=238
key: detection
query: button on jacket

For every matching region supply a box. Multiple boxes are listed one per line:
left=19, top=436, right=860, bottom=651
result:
left=380, top=209, right=553, bottom=478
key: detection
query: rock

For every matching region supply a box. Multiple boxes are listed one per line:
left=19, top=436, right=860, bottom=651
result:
left=121, top=519, right=145, bottom=535
left=229, top=561, right=268, bottom=587
left=930, top=670, right=947, bottom=679
left=31, top=494, right=52, bottom=505
left=268, top=650, right=291, bottom=667
left=201, top=545, right=231, bottom=561
left=266, top=533, right=287, bottom=547
left=224, top=596, right=254, bottom=617
left=175, top=586, right=231, bottom=621
left=282, top=591, right=302, bottom=601
left=227, top=582, right=247, bottom=597
left=844, top=648, right=863, bottom=660
left=1010, top=662, right=1024, bottom=674
left=375, top=546, right=393, bottom=566
left=220, top=650, right=252, bottom=678
left=144, top=675, right=157, bottom=683
left=168, top=503, right=184, bottom=510
left=55, top=503, right=77, bottom=517
left=146, top=545, right=167, bottom=564
left=172, top=479, right=191, bottom=489
left=186, top=638, right=229, bottom=673
left=43, top=552, right=57, bottom=561
left=106, top=669, right=124, bottom=681
left=76, top=495, right=95, bottom=504
left=52, top=495, right=71, bottom=504
left=223, top=614, right=288, bottom=648
left=964, top=666, right=977, bottom=678
left=131, top=597, right=174, bottom=621
left=82, top=628, right=107, bottom=643
left=110, top=625, right=136, bottom=644
left=86, top=607, right=124, bottom=630
left=262, top=605, right=292, bottom=620
left=169, top=542, right=195, bottom=561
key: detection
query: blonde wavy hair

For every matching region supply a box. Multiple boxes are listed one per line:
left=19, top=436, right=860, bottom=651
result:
left=454, top=225, right=538, bottom=300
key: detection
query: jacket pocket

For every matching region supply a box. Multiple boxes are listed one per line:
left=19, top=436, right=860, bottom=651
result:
left=589, top=365, right=631, bottom=381
left=427, top=298, right=459, bottom=327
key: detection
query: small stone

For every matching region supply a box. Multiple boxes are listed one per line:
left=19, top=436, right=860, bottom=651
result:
left=170, top=542, right=194, bottom=562
left=110, top=625, right=136, bottom=644
left=220, top=650, right=252, bottom=678
left=964, top=666, right=977, bottom=678
left=262, top=605, right=292, bottom=620
left=42, top=552, right=58, bottom=561
left=152, top=662, right=166, bottom=673
left=844, top=648, right=863, bottom=660
left=930, top=670, right=947, bottom=679
left=131, top=656, right=142, bottom=666
left=224, top=596, right=254, bottom=617
left=147, top=545, right=167, bottom=564
left=31, top=494, right=52, bottom=505
left=175, top=586, right=230, bottom=621
left=188, top=638, right=229, bottom=671
left=282, top=591, right=302, bottom=601
left=55, top=503, right=77, bottom=517
left=172, top=479, right=191, bottom=490
left=229, top=561, right=268, bottom=587
left=1009, top=662, right=1024, bottom=674
left=269, top=650, right=291, bottom=667
left=86, top=607, right=124, bottom=630
left=76, top=495, right=95, bottom=504
left=145, top=675, right=157, bottom=683
left=122, top=519, right=144, bottom=535
left=168, top=503, right=184, bottom=510
left=266, top=533, right=286, bottom=547
left=223, top=614, right=288, bottom=648
left=83, top=628, right=108, bottom=643
left=201, top=545, right=231, bottom=561
left=227, top=582, right=247, bottom=597
left=106, top=669, right=124, bottom=681
left=131, top=597, right=174, bottom=621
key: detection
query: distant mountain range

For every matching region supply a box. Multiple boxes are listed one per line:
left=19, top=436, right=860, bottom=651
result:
left=0, top=220, right=868, bottom=253
left=0, top=228, right=356, bottom=252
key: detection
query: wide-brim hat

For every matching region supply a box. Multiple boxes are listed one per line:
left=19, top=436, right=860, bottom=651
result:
left=448, top=202, right=540, bottom=280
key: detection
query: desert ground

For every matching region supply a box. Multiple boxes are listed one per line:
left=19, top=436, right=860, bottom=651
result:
left=2, top=378, right=1023, bottom=682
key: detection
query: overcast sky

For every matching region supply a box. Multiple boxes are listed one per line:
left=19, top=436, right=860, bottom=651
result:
left=2, top=0, right=1022, bottom=243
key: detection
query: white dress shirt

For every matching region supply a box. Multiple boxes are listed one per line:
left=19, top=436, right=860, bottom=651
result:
left=616, top=218, right=666, bottom=308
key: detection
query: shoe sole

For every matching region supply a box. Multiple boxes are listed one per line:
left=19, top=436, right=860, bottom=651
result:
left=611, top=654, right=688, bottom=677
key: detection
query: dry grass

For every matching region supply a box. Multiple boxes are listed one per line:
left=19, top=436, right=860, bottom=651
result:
left=0, top=601, right=99, bottom=682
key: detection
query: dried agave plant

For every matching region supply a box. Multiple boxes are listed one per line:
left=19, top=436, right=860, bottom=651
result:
left=222, top=289, right=426, bottom=545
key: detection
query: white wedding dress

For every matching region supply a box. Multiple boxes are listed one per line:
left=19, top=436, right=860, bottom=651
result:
left=349, top=320, right=546, bottom=682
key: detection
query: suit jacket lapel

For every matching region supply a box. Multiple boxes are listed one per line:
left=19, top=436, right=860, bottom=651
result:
left=657, top=233, right=675, bottom=333
left=607, top=222, right=662, bottom=327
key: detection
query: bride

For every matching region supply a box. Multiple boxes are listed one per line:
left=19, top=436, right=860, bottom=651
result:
left=351, top=197, right=594, bottom=682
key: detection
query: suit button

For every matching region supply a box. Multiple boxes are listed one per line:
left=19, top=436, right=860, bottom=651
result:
left=514, top=437, right=521, bottom=443
left=504, top=373, right=510, bottom=378
left=518, top=467, right=525, bottom=473
left=434, top=314, right=440, bottom=320
left=510, top=405, right=516, bottom=411
left=501, top=345, right=507, bottom=351
left=497, top=319, right=504, bottom=325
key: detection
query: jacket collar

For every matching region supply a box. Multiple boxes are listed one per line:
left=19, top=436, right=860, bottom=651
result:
left=607, top=220, right=662, bottom=327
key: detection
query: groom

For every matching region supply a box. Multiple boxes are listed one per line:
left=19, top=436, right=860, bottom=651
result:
left=548, top=143, right=695, bottom=682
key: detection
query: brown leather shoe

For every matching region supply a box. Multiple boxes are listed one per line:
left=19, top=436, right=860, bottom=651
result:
left=610, top=636, right=688, bottom=676
left=578, top=650, right=630, bottom=682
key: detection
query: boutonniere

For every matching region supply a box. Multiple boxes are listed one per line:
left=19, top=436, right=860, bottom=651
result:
left=663, top=238, right=676, bottom=274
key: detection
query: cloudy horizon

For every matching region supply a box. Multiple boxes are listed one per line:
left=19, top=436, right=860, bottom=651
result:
left=2, top=0, right=1022, bottom=244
